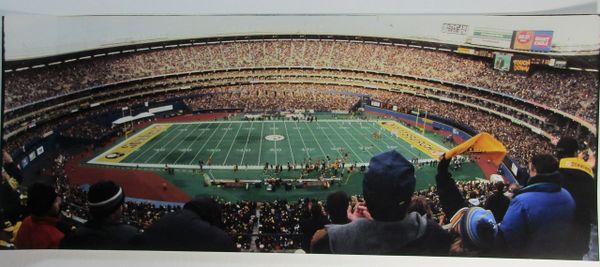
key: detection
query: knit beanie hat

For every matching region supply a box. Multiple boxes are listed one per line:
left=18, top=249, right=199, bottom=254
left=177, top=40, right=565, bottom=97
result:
left=87, top=181, right=125, bottom=220
left=449, top=207, right=498, bottom=250
left=363, top=150, right=415, bottom=221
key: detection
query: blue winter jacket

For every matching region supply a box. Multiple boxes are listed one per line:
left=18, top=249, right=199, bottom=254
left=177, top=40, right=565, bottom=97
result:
left=499, top=171, right=577, bottom=259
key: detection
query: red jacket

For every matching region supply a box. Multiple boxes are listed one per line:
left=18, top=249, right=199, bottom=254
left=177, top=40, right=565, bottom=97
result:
left=15, top=215, right=64, bottom=249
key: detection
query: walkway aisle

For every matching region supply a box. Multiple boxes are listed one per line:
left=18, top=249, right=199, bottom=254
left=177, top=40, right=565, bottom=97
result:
left=249, top=207, right=261, bottom=252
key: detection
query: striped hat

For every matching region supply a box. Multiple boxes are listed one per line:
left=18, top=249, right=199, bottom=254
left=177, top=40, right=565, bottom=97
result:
left=87, top=181, right=125, bottom=219
left=448, top=207, right=498, bottom=250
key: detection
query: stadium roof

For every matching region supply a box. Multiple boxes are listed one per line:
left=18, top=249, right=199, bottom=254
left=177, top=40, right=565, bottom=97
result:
left=2, top=0, right=598, bottom=61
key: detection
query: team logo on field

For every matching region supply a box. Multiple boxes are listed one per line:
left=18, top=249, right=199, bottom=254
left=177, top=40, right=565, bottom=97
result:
left=105, top=152, right=125, bottom=159
left=265, top=135, right=285, bottom=142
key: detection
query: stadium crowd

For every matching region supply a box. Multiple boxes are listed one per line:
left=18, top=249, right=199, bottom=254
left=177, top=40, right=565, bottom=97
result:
left=5, top=40, right=597, bottom=123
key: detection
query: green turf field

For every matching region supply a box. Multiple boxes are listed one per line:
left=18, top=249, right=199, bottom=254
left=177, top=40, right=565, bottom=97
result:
left=90, top=119, right=443, bottom=168
left=88, top=118, right=486, bottom=201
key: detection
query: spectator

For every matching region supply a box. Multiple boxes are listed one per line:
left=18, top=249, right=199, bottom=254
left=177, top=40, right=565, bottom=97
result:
left=555, top=137, right=597, bottom=260
left=14, top=182, right=64, bottom=249
left=325, top=191, right=350, bottom=225
left=140, top=197, right=236, bottom=252
left=61, top=181, right=138, bottom=249
left=435, top=156, right=499, bottom=256
left=311, top=150, right=451, bottom=255
left=446, top=207, right=498, bottom=256
left=299, top=201, right=328, bottom=253
left=498, top=154, right=577, bottom=259
left=483, top=181, right=510, bottom=223
left=310, top=191, right=350, bottom=253
left=407, top=196, right=435, bottom=220
left=0, top=169, right=23, bottom=224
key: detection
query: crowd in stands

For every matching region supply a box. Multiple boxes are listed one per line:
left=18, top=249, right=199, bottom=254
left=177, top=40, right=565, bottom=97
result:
left=5, top=40, right=597, bottom=123
left=183, top=84, right=359, bottom=113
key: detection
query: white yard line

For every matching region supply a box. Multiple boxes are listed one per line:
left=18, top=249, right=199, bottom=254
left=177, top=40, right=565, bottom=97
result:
left=283, top=121, right=296, bottom=165
left=222, top=123, right=244, bottom=165
left=257, top=122, right=265, bottom=165
left=327, top=121, right=367, bottom=162
left=172, top=124, right=212, bottom=164
left=345, top=121, right=387, bottom=155
left=128, top=124, right=181, bottom=162
left=304, top=121, right=328, bottom=159
left=272, top=121, right=278, bottom=165
left=158, top=124, right=203, bottom=164
left=209, top=123, right=234, bottom=159
left=294, top=121, right=311, bottom=158
left=188, top=123, right=223, bottom=165
left=336, top=123, right=375, bottom=161
left=316, top=122, right=344, bottom=158
left=143, top=124, right=192, bottom=164
left=239, top=121, right=254, bottom=165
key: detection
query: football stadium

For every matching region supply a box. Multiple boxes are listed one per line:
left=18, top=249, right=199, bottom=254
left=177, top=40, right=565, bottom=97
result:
left=0, top=13, right=598, bottom=260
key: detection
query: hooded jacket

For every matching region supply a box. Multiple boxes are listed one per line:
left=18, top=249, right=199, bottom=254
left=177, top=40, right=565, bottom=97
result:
left=499, top=171, right=577, bottom=259
left=314, top=212, right=450, bottom=255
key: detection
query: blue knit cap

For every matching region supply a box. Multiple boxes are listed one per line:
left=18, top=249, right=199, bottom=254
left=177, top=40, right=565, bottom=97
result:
left=363, top=150, right=416, bottom=204
left=459, top=207, right=498, bottom=249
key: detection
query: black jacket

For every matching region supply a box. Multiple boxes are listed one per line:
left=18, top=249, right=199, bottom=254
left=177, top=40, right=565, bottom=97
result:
left=435, top=160, right=468, bottom=220
left=61, top=220, right=139, bottom=250
left=559, top=157, right=597, bottom=258
left=140, top=209, right=236, bottom=252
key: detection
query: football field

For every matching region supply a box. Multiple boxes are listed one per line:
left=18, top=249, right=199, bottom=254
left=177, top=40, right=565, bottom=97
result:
left=89, top=119, right=448, bottom=169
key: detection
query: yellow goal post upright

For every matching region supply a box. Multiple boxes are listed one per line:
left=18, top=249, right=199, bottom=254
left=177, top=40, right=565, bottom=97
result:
left=415, top=108, right=428, bottom=135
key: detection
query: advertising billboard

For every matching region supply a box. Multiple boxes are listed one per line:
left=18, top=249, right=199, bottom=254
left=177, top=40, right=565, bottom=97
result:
left=511, top=30, right=554, bottom=51
left=510, top=55, right=532, bottom=73
left=470, top=27, right=513, bottom=49
left=494, top=53, right=512, bottom=71
left=530, top=31, right=554, bottom=51
left=512, top=30, right=534, bottom=50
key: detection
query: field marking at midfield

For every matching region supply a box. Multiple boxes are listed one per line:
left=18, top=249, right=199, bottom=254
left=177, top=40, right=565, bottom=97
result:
left=257, top=122, right=265, bottom=165
left=222, top=123, right=244, bottom=165
left=344, top=121, right=388, bottom=155
left=127, top=124, right=181, bottom=163
left=208, top=122, right=234, bottom=159
left=88, top=124, right=171, bottom=164
left=294, top=121, right=311, bottom=158
left=326, top=121, right=363, bottom=162
left=144, top=124, right=194, bottom=164
left=304, top=121, right=328, bottom=158
left=172, top=123, right=212, bottom=165
left=158, top=123, right=203, bottom=164
left=316, top=122, right=344, bottom=158
left=272, top=121, right=278, bottom=165
left=188, top=122, right=223, bottom=165
left=366, top=123, right=420, bottom=159
left=283, top=121, right=296, bottom=165
left=239, top=121, right=254, bottom=165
